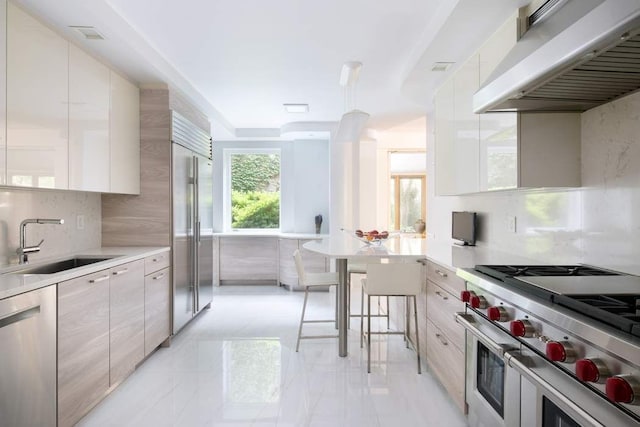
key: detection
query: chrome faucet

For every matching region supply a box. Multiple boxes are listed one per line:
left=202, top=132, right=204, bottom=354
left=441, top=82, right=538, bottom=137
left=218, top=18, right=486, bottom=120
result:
left=17, top=218, right=65, bottom=264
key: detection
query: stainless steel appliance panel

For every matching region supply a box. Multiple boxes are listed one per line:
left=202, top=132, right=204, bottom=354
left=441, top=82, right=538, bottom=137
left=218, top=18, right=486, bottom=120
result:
left=173, top=143, right=195, bottom=333
left=196, top=154, right=213, bottom=311
left=0, top=285, right=56, bottom=427
left=457, top=312, right=521, bottom=427
left=513, top=346, right=639, bottom=427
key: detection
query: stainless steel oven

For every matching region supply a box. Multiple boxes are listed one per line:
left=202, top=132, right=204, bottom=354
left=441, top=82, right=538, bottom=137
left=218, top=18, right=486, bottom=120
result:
left=457, top=311, right=521, bottom=427
left=457, top=266, right=640, bottom=427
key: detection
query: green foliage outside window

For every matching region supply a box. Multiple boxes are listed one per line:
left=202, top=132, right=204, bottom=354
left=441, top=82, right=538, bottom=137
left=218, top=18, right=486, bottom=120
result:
left=231, top=154, right=280, bottom=229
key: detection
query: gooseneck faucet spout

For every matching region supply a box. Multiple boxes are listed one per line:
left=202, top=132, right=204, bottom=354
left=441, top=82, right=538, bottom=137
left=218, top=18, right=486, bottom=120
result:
left=18, top=218, right=65, bottom=264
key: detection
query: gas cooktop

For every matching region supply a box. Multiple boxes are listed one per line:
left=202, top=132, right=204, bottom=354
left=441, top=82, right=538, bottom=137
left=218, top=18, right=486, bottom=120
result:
left=474, top=264, right=640, bottom=338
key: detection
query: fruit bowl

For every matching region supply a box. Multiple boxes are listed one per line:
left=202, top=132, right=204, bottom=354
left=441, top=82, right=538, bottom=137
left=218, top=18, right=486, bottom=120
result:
left=354, top=229, right=389, bottom=245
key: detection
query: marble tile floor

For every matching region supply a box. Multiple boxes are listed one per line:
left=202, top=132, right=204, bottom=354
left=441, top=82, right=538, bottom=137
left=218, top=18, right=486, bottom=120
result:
left=79, top=284, right=468, bottom=427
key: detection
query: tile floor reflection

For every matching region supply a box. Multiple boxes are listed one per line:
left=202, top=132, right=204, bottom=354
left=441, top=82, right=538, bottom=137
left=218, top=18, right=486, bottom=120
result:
left=78, top=285, right=468, bottom=427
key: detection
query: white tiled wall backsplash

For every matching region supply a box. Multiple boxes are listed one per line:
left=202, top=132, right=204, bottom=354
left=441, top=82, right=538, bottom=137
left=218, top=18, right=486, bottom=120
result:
left=0, top=188, right=101, bottom=265
left=427, top=90, right=640, bottom=276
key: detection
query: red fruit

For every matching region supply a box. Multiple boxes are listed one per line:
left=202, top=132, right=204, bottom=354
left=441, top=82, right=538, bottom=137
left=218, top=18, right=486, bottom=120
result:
left=369, top=230, right=379, bottom=235
left=380, top=231, right=389, bottom=239
left=355, top=229, right=363, bottom=237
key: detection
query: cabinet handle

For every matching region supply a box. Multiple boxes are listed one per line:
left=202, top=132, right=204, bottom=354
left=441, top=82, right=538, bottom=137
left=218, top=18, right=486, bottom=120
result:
left=112, top=268, right=128, bottom=276
left=89, top=275, right=109, bottom=283
left=435, top=333, right=449, bottom=346
left=152, top=273, right=165, bottom=280
left=0, top=305, right=40, bottom=329
left=435, top=269, right=448, bottom=278
left=435, top=291, right=449, bottom=300
left=152, top=255, right=164, bottom=262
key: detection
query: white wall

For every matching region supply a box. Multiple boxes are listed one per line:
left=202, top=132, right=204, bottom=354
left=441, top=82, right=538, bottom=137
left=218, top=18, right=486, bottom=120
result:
left=212, top=139, right=330, bottom=233
left=0, top=188, right=101, bottom=265
left=426, top=90, right=640, bottom=276
left=356, top=119, right=427, bottom=231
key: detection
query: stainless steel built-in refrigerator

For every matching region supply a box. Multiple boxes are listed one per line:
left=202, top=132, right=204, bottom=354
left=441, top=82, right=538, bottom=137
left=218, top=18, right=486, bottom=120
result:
left=171, top=112, right=214, bottom=334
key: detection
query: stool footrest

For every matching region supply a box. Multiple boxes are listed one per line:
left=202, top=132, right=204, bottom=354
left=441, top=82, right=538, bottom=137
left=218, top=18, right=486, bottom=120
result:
left=299, top=334, right=339, bottom=340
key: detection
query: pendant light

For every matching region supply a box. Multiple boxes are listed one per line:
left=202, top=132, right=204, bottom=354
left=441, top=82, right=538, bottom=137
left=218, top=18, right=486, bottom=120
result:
left=335, top=61, right=369, bottom=143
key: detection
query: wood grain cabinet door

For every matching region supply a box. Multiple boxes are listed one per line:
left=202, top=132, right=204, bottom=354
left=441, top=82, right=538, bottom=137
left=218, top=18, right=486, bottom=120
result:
left=145, top=266, right=171, bottom=356
left=58, top=271, right=110, bottom=427
left=109, top=259, right=145, bottom=386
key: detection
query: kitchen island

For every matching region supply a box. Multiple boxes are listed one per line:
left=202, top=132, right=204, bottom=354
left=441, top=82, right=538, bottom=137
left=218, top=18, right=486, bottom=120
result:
left=303, top=234, right=427, bottom=357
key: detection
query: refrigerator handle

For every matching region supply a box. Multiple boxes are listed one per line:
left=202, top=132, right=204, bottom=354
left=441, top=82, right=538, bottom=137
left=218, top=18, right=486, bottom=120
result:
left=193, top=155, right=200, bottom=312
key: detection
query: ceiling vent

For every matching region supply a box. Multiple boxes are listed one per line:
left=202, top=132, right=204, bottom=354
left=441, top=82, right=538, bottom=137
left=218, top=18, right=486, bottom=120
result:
left=70, top=26, right=105, bottom=40
left=431, top=62, right=454, bottom=72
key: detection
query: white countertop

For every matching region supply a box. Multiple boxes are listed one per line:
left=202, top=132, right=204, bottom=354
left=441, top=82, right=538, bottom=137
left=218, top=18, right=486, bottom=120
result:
left=303, top=234, right=427, bottom=259
left=213, top=231, right=327, bottom=239
left=303, top=233, right=543, bottom=267
left=0, top=247, right=170, bottom=300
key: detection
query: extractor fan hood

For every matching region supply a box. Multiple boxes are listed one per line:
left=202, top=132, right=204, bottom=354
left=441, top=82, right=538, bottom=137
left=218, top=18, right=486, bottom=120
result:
left=474, top=0, right=640, bottom=113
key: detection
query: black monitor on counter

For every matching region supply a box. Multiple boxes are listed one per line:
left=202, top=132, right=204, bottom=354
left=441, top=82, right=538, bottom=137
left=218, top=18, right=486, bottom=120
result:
left=452, top=211, right=476, bottom=246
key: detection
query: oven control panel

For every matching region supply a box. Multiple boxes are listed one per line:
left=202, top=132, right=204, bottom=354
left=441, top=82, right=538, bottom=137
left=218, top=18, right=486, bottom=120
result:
left=464, top=282, right=640, bottom=417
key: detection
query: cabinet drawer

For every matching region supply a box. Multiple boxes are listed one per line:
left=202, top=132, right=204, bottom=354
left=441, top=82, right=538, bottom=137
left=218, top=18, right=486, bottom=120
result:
left=145, top=250, right=170, bottom=274
left=426, top=261, right=465, bottom=297
left=426, top=280, right=465, bottom=351
left=426, top=318, right=466, bottom=414
left=145, top=267, right=171, bottom=356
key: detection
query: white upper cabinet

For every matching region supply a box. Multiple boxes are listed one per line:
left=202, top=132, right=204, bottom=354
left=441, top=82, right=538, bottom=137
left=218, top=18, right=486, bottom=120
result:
left=110, top=72, right=140, bottom=195
left=7, top=2, right=69, bottom=189
left=478, top=16, right=518, bottom=192
left=452, top=54, right=480, bottom=194
left=4, top=2, right=140, bottom=194
left=69, top=44, right=110, bottom=192
left=434, top=78, right=455, bottom=195
left=434, top=13, right=580, bottom=195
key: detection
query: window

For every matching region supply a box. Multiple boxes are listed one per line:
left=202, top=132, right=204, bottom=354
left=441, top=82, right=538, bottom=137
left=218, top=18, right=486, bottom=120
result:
left=388, top=152, right=426, bottom=232
left=225, top=150, right=281, bottom=230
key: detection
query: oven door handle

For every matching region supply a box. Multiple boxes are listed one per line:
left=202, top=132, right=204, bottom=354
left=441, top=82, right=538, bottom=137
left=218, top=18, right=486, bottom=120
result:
left=455, top=312, right=507, bottom=357
left=504, top=351, right=605, bottom=427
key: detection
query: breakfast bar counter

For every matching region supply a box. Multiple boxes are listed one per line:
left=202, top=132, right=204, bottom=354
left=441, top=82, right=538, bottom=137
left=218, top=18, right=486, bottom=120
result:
left=303, top=234, right=427, bottom=357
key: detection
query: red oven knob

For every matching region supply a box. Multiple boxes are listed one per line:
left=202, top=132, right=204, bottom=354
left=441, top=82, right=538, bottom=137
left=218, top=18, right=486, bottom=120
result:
left=460, top=290, right=472, bottom=302
left=470, top=295, right=487, bottom=309
left=510, top=319, right=534, bottom=337
left=575, top=359, right=609, bottom=383
left=545, top=341, right=575, bottom=363
left=487, top=306, right=509, bottom=322
left=606, top=376, right=640, bottom=404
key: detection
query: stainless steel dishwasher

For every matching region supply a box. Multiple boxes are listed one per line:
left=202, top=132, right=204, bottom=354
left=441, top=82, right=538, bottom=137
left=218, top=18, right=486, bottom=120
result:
left=0, top=285, right=57, bottom=427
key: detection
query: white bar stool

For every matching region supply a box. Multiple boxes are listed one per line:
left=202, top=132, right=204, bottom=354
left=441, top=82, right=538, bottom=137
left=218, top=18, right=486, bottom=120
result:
left=293, top=249, right=340, bottom=352
left=360, top=262, right=423, bottom=373
left=348, top=261, right=389, bottom=328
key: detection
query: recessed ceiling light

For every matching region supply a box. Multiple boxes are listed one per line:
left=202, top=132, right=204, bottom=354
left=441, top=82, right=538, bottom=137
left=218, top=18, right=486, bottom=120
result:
left=69, top=26, right=105, bottom=40
left=283, top=104, right=309, bottom=113
left=431, top=62, right=454, bottom=72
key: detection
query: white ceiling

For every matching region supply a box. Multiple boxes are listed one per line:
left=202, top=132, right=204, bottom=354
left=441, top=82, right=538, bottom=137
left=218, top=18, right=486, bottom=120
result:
left=15, top=0, right=529, bottom=138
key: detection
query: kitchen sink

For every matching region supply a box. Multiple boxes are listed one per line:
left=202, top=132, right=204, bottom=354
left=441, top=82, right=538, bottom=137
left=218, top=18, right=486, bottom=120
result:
left=5, top=257, right=116, bottom=275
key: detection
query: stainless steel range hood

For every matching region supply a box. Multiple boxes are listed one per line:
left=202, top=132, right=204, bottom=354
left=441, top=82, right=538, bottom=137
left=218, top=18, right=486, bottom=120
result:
left=474, top=0, right=640, bottom=113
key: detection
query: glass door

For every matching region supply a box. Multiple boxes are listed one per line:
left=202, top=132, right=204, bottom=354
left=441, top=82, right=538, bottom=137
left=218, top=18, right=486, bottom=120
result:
left=477, top=341, right=506, bottom=417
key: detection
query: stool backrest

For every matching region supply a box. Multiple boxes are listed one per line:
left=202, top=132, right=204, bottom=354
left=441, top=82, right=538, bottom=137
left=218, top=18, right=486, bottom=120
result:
left=364, top=262, right=423, bottom=295
left=293, top=249, right=306, bottom=285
